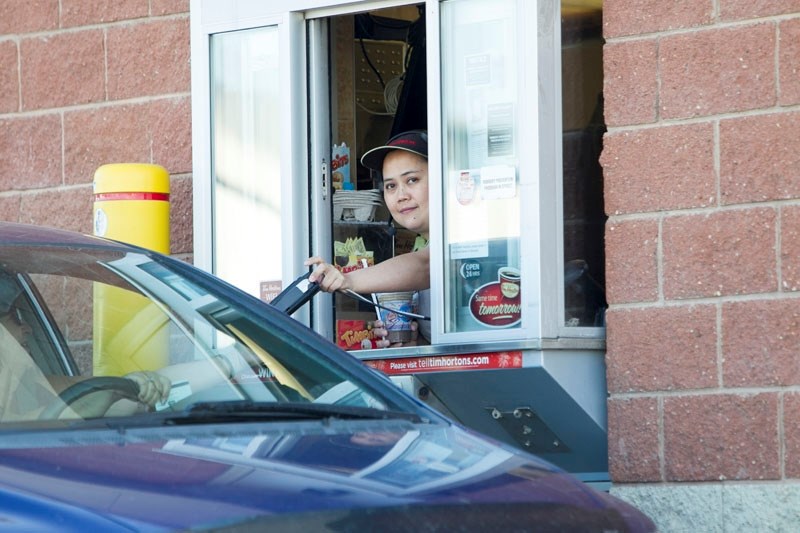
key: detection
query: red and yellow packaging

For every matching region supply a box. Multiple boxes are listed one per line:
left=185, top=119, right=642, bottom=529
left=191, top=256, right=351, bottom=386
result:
left=336, top=314, right=380, bottom=350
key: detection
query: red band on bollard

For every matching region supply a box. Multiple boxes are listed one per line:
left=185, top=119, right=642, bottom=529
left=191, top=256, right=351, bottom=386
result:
left=94, top=192, right=170, bottom=202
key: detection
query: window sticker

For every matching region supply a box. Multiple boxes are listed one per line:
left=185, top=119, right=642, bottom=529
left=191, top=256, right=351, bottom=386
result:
left=450, top=241, right=489, bottom=260
left=468, top=265, right=521, bottom=327
left=487, top=102, right=514, bottom=157
left=479, top=165, right=516, bottom=200
left=465, top=53, right=491, bottom=86
left=455, top=169, right=477, bottom=205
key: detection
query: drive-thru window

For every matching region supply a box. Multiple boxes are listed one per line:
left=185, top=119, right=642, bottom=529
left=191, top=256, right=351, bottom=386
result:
left=190, top=0, right=607, bottom=485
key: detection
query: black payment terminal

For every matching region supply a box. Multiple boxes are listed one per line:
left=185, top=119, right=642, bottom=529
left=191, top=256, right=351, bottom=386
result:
left=270, top=271, right=321, bottom=315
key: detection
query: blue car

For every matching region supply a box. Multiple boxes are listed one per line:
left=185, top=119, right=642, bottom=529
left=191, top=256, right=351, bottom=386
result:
left=0, top=222, right=655, bottom=531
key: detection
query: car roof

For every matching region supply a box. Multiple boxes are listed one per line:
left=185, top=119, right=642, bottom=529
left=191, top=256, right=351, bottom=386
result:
left=0, top=222, right=133, bottom=250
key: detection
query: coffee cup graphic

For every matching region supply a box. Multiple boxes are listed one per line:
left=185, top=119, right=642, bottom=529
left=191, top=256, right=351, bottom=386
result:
left=498, top=266, right=520, bottom=299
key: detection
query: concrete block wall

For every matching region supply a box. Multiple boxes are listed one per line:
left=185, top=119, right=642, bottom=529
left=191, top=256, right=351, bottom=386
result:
left=0, top=0, right=192, bottom=257
left=602, top=0, right=800, bottom=529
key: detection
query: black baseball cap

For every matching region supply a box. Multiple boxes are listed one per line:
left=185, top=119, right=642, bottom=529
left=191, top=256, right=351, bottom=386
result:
left=360, top=130, right=428, bottom=172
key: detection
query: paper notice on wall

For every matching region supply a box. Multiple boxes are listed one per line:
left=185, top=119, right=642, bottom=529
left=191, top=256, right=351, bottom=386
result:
left=479, top=165, right=516, bottom=200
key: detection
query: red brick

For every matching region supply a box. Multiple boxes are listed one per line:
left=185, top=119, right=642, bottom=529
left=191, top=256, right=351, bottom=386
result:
left=601, top=123, right=715, bottom=215
left=786, top=392, right=800, bottom=477
left=151, top=0, right=188, bottom=15
left=61, top=277, right=93, bottom=344
left=603, top=0, right=711, bottom=38
left=61, top=0, right=148, bottom=28
left=603, top=39, right=658, bottom=127
left=660, top=24, right=776, bottom=119
left=169, top=175, right=193, bottom=254
left=720, top=0, right=800, bottom=21
left=0, top=41, right=18, bottom=113
left=64, top=104, right=153, bottom=185
left=722, top=299, right=800, bottom=387
left=0, top=115, right=62, bottom=190
left=149, top=97, right=192, bottom=174
left=20, top=31, right=105, bottom=110
left=0, top=196, right=21, bottom=222
left=780, top=19, right=800, bottom=106
left=605, top=220, right=659, bottom=304
left=608, top=397, right=661, bottom=482
left=663, top=209, right=776, bottom=299
left=720, top=112, right=800, bottom=205
left=19, top=187, right=94, bottom=234
left=107, top=18, right=190, bottom=100
left=31, top=275, right=71, bottom=339
left=0, top=0, right=58, bottom=34
left=63, top=98, right=191, bottom=185
left=664, top=393, right=779, bottom=481
left=784, top=206, right=800, bottom=292
left=606, top=306, right=717, bottom=393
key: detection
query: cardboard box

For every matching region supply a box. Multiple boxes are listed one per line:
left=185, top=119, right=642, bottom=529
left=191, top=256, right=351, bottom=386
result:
left=336, top=312, right=380, bottom=351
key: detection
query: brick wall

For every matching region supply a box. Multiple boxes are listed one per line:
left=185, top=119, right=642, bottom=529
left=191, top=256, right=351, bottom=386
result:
left=0, top=0, right=192, bottom=257
left=602, top=0, right=800, bottom=515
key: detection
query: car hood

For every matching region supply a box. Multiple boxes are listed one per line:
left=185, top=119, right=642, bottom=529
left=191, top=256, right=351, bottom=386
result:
left=0, top=420, right=652, bottom=532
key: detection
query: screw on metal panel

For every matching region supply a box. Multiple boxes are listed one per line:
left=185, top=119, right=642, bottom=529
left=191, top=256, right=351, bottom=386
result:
left=491, top=408, right=502, bottom=419
left=417, top=386, right=429, bottom=400
left=522, top=425, right=532, bottom=435
left=513, top=409, right=522, bottom=418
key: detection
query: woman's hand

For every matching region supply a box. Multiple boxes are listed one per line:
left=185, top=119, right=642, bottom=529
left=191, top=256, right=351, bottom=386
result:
left=124, top=371, right=171, bottom=406
left=305, top=257, right=351, bottom=293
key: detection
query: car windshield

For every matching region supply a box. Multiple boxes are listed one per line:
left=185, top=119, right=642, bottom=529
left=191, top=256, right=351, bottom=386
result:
left=0, top=241, right=420, bottom=426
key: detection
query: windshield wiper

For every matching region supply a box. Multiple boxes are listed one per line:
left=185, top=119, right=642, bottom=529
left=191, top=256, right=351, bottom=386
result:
left=54, top=402, right=425, bottom=431
left=172, top=401, right=424, bottom=424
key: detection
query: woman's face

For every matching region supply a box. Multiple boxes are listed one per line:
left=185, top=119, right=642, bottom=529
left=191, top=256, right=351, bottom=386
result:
left=381, top=150, right=429, bottom=237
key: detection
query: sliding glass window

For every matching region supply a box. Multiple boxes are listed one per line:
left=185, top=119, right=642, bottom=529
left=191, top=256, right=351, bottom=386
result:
left=210, top=28, right=282, bottom=297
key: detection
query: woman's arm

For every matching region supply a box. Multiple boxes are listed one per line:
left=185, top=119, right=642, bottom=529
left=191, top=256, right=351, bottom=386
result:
left=306, top=247, right=430, bottom=294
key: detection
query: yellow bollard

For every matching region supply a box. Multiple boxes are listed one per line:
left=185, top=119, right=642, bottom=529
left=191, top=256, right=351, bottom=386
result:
left=92, top=164, right=170, bottom=376
left=92, top=163, right=170, bottom=253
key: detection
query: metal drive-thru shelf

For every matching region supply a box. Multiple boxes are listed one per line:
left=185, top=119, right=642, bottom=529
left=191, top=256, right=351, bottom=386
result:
left=356, top=346, right=608, bottom=486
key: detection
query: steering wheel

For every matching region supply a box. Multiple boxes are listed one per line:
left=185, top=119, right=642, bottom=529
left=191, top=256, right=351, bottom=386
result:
left=39, top=377, right=141, bottom=420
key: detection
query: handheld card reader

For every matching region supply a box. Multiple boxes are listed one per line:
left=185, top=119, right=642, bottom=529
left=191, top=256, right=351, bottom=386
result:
left=270, top=271, right=321, bottom=315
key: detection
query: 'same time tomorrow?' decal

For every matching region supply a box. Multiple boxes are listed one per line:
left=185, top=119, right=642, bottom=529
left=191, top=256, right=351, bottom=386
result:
left=365, top=351, right=523, bottom=375
left=469, top=266, right=521, bottom=327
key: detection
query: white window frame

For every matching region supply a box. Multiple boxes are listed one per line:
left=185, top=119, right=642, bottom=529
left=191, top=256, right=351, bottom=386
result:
left=190, top=0, right=605, bottom=347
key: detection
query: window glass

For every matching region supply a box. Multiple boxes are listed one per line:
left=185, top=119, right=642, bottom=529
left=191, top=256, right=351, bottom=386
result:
left=210, top=27, right=282, bottom=297
left=440, top=0, right=522, bottom=334
left=0, top=245, right=409, bottom=424
left=561, top=1, right=606, bottom=328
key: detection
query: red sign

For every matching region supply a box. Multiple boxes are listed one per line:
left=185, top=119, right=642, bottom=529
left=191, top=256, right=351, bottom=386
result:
left=468, top=282, right=521, bottom=327
left=364, top=351, right=523, bottom=375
